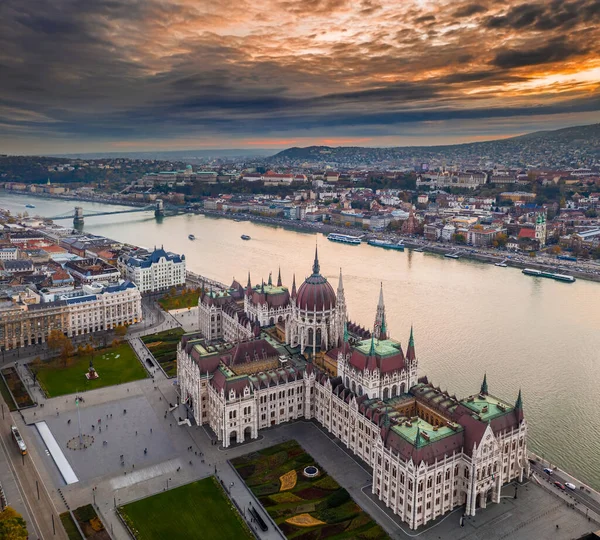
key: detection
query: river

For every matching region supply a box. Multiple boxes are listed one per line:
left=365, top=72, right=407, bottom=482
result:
left=4, top=192, right=600, bottom=488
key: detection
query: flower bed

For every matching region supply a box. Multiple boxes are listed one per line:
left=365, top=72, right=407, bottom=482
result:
left=1, top=367, right=34, bottom=408
left=141, top=328, right=185, bottom=377
left=73, top=504, right=110, bottom=539
left=232, top=440, right=388, bottom=539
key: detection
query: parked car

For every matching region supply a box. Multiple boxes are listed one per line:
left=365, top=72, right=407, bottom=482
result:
left=565, top=482, right=576, bottom=490
left=554, top=481, right=565, bottom=490
left=543, top=468, right=554, bottom=475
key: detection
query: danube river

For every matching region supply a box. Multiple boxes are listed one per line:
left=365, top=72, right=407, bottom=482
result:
left=5, top=193, right=600, bottom=488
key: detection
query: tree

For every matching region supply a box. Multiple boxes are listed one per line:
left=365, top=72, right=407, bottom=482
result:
left=493, top=233, right=508, bottom=248
left=114, top=324, right=128, bottom=339
left=47, top=330, right=74, bottom=366
left=0, top=507, right=28, bottom=539
left=453, top=233, right=466, bottom=245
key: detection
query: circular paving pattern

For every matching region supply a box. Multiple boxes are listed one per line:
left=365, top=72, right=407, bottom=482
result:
left=66, top=434, right=94, bottom=450
left=303, top=465, right=319, bottom=478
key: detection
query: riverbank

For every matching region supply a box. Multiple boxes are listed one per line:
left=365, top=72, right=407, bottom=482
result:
left=0, top=188, right=150, bottom=208
left=198, top=209, right=600, bottom=284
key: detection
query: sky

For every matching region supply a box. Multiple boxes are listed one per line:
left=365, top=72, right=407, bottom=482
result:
left=1, top=0, right=599, bottom=154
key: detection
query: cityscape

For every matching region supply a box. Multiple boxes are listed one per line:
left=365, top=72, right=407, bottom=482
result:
left=1, top=1, right=600, bottom=540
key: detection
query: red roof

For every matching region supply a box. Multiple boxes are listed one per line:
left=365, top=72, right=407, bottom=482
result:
left=518, top=228, right=536, bottom=239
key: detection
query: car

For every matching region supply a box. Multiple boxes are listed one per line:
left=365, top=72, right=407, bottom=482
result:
left=543, top=468, right=554, bottom=475
left=565, top=482, right=576, bottom=490
left=554, top=481, right=565, bottom=490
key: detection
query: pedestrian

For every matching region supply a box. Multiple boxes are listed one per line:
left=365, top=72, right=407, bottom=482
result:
left=68, top=419, right=71, bottom=424
left=150, top=428, right=152, bottom=433
left=99, top=426, right=102, bottom=433
left=144, top=448, right=147, bottom=454
left=135, top=431, right=137, bottom=436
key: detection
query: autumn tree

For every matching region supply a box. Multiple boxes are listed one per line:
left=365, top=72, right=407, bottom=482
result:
left=47, top=329, right=74, bottom=366
left=0, top=506, right=28, bottom=540
left=114, top=324, right=128, bottom=340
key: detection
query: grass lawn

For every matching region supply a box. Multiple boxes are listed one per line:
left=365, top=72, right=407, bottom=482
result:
left=232, top=440, right=388, bottom=539
left=60, top=512, right=81, bottom=540
left=119, top=477, right=252, bottom=540
left=35, top=342, right=147, bottom=397
left=158, top=290, right=200, bottom=311
left=141, top=328, right=185, bottom=377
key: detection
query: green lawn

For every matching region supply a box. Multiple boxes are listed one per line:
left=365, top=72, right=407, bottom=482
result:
left=232, top=440, right=388, bottom=539
left=158, top=290, right=200, bottom=311
left=119, top=477, right=252, bottom=540
left=60, top=512, right=82, bottom=540
left=141, top=328, right=185, bottom=377
left=35, top=342, right=147, bottom=397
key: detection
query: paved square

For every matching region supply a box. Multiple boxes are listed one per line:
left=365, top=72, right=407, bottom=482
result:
left=42, top=395, right=178, bottom=483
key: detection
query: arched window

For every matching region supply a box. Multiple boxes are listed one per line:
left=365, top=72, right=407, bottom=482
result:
left=383, top=388, right=389, bottom=400
left=391, top=385, right=397, bottom=397
left=400, top=382, right=406, bottom=394
left=358, top=385, right=363, bottom=396
left=316, top=328, right=322, bottom=347
left=351, top=381, right=356, bottom=393
left=308, top=328, right=314, bottom=345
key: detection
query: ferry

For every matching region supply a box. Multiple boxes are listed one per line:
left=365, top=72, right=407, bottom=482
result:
left=188, top=234, right=195, bottom=240
left=241, top=234, right=251, bottom=240
left=368, top=239, right=404, bottom=251
left=522, top=268, right=575, bottom=283
left=25, top=204, right=36, bottom=208
left=327, top=233, right=362, bottom=245
left=11, top=426, right=27, bottom=455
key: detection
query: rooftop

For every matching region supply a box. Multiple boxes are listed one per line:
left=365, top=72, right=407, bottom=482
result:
left=391, top=417, right=460, bottom=447
left=461, top=393, right=514, bottom=422
left=355, top=338, right=403, bottom=358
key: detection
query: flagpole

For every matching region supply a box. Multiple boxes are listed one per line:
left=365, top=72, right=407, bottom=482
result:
left=76, top=390, right=83, bottom=448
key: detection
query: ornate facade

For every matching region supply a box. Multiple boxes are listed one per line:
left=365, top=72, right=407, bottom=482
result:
left=178, top=253, right=528, bottom=531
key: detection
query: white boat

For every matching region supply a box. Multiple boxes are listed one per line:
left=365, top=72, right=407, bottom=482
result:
left=327, top=233, right=362, bottom=245
left=495, top=262, right=508, bottom=267
left=444, top=252, right=460, bottom=259
left=188, top=234, right=195, bottom=240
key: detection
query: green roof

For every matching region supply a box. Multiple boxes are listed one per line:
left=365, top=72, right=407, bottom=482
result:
left=355, top=338, right=403, bottom=358
left=391, top=417, right=461, bottom=447
left=253, top=284, right=287, bottom=295
left=461, top=393, right=514, bottom=422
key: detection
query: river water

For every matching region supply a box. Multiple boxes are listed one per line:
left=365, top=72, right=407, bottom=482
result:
left=4, top=193, right=600, bottom=488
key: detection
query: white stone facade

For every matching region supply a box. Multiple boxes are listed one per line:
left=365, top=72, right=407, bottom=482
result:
left=123, top=248, right=186, bottom=293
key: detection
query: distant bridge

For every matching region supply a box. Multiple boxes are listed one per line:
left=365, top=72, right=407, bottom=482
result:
left=47, top=199, right=180, bottom=225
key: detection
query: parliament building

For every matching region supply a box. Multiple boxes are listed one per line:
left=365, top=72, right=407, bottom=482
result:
left=178, top=249, right=528, bottom=530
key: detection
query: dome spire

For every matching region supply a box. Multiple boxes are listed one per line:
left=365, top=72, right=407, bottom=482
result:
left=374, top=282, right=386, bottom=339
left=312, top=244, right=320, bottom=275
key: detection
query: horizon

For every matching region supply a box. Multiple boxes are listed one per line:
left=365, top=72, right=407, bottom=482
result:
left=1, top=0, right=600, bottom=154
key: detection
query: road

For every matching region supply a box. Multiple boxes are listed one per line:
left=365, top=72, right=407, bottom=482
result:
left=0, top=410, right=68, bottom=539
left=529, top=458, right=600, bottom=520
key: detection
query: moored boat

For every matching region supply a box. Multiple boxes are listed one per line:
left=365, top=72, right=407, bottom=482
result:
left=25, top=204, right=36, bottom=208
left=368, top=239, right=404, bottom=251
left=188, top=234, right=195, bottom=240
left=241, top=234, right=251, bottom=240
left=327, top=233, right=362, bottom=245
left=522, top=268, right=575, bottom=283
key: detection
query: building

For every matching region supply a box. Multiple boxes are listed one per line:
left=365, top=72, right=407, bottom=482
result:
left=121, top=247, right=186, bottom=293
left=177, top=253, right=528, bottom=531
left=285, top=249, right=346, bottom=356
left=0, top=247, right=18, bottom=261
left=63, top=281, right=142, bottom=337
left=65, top=258, right=121, bottom=285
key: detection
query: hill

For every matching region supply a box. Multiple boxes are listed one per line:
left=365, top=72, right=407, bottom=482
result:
left=270, top=123, right=600, bottom=169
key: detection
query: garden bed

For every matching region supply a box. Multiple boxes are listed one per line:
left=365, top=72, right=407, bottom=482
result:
left=0, top=367, right=35, bottom=408
left=60, top=512, right=82, bottom=540
left=158, top=289, right=200, bottom=311
left=73, top=504, right=110, bottom=539
left=141, top=328, right=185, bottom=377
left=231, top=440, right=387, bottom=539
left=0, top=373, right=18, bottom=411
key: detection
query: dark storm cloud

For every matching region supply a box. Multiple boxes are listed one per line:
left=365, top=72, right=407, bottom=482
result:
left=492, top=38, right=585, bottom=69
left=0, top=0, right=599, bottom=151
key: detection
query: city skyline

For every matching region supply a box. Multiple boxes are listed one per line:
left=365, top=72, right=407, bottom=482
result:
left=1, top=0, right=600, bottom=154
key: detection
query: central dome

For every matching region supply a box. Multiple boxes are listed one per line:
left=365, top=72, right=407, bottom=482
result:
left=296, top=248, right=337, bottom=311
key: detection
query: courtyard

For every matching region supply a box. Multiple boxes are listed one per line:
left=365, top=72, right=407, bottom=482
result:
left=35, top=342, right=147, bottom=397
left=119, top=476, right=252, bottom=540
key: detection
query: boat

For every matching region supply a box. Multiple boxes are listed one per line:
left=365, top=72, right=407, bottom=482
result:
left=241, top=234, right=251, bottom=240
left=413, top=247, right=424, bottom=252
left=444, top=252, right=460, bottom=259
left=522, top=268, right=575, bottom=283
left=368, top=239, right=404, bottom=251
left=495, top=262, right=508, bottom=267
left=188, top=234, right=195, bottom=240
left=327, top=233, right=362, bottom=245
left=25, top=204, right=35, bottom=208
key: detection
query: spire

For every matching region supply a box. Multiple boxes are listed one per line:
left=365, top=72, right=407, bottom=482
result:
left=406, top=325, right=416, bottom=362
left=247, top=272, right=251, bottom=288
left=480, top=373, right=488, bottom=395
left=268, top=272, right=272, bottom=286
left=261, top=280, right=265, bottom=294
left=343, top=321, right=349, bottom=343
left=291, top=273, right=297, bottom=298
left=277, top=267, right=282, bottom=287
left=380, top=312, right=387, bottom=341
left=337, top=267, right=344, bottom=291
left=515, top=388, right=524, bottom=423
left=374, top=283, right=386, bottom=340
left=415, top=426, right=420, bottom=447
left=369, top=334, right=376, bottom=356
left=312, top=244, right=320, bottom=275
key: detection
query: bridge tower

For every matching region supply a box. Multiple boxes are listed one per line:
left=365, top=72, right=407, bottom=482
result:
left=155, top=199, right=165, bottom=217
left=73, top=206, right=84, bottom=226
